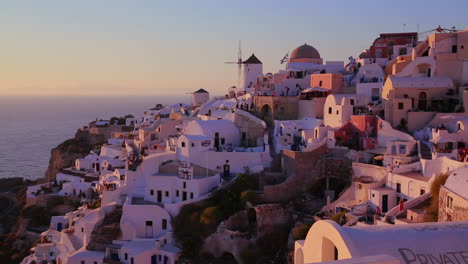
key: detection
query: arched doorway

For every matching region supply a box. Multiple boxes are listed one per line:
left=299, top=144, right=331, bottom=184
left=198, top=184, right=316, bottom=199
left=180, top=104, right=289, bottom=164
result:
left=322, top=237, right=339, bottom=261
left=418, top=92, right=427, bottom=111
left=261, top=104, right=273, bottom=126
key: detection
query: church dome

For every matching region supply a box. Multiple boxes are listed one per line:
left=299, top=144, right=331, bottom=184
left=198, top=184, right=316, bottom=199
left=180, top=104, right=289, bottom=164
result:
left=290, top=44, right=321, bottom=59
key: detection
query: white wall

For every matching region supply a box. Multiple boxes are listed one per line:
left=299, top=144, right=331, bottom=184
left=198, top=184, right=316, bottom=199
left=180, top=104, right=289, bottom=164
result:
left=144, top=174, right=219, bottom=205
left=121, top=202, right=172, bottom=240
left=243, top=63, right=263, bottom=91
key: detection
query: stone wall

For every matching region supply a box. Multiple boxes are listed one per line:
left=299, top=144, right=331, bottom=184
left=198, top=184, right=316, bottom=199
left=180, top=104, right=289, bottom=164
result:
left=202, top=204, right=291, bottom=264
left=439, top=186, right=468, bottom=222
left=262, top=144, right=327, bottom=202
left=253, top=96, right=299, bottom=126
left=232, top=110, right=266, bottom=147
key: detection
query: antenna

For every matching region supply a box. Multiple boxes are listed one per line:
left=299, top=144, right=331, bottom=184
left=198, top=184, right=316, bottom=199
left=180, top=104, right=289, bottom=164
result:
left=224, top=40, right=243, bottom=87
left=403, top=23, right=406, bottom=32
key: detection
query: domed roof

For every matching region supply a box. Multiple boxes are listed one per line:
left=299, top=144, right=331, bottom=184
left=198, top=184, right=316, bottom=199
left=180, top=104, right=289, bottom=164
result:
left=290, top=44, right=321, bottom=60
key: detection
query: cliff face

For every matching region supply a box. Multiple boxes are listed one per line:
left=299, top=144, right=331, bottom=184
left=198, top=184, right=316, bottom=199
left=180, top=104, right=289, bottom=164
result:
left=43, top=125, right=131, bottom=181
left=44, top=129, right=97, bottom=181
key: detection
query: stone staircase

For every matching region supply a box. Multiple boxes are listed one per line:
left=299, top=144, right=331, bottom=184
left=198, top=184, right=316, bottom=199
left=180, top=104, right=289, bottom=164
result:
left=86, top=205, right=123, bottom=251
left=68, top=234, right=83, bottom=251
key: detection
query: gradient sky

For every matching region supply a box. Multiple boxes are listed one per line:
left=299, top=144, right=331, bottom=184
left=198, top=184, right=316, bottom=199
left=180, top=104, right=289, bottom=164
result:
left=1, top=0, right=467, bottom=96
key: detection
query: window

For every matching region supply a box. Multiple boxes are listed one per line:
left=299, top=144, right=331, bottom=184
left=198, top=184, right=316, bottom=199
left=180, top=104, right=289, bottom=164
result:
left=176, top=190, right=179, bottom=197
left=131, top=257, right=134, bottom=264
left=447, top=142, right=454, bottom=151
left=191, top=143, right=194, bottom=147
left=319, top=80, right=323, bottom=87
left=165, top=191, right=169, bottom=197
left=81, top=227, right=84, bottom=233
left=94, top=262, right=98, bottom=264
left=350, top=99, right=354, bottom=105
left=162, top=219, right=167, bottom=230
left=181, top=142, right=186, bottom=147
left=81, top=261, right=85, bottom=264
left=420, top=189, right=425, bottom=195
left=125, top=253, right=128, bottom=260
left=447, top=196, right=453, bottom=209
left=146, top=221, right=153, bottom=226
left=396, top=183, right=401, bottom=193
left=336, top=110, right=339, bottom=115
left=398, top=102, right=404, bottom=110
left=190, top=193, right=194, bottom=199
left=452, top=45, right=458, bottom=53
left=221, top=138, right=225, bottom=145
left=328, top=107, right=332, bottom=114
left=399, top=144, right=407, bottom=154
left=183, top=182, right=186, bottom=189
left=358, top=184, right=362, bottom=190
left=150, top=189, right=155, bottom=195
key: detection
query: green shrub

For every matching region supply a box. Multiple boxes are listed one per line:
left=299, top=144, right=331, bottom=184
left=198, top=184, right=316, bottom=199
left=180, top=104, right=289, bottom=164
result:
left=240, top=246, right=262, bottom=264
left=292, top=223, right=311, bottom=240
left=22, top=205, right=52, bottom=227
left=46, top=196, right=65, bottom=209
left=173, top=172, right=258, bottom=259
left=331, top=212, right=347, bottom=226
left=425, top=173, right=449, bottom=222
left=240, top=190, right=261, bottom=205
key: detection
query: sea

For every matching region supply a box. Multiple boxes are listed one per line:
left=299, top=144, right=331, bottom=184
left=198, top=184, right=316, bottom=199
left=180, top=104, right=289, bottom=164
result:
left=0, top=95, right=187, bottom=180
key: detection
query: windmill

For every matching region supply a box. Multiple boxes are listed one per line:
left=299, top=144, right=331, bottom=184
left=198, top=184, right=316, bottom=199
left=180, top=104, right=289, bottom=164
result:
left=225, top=40, right=243, bottom=88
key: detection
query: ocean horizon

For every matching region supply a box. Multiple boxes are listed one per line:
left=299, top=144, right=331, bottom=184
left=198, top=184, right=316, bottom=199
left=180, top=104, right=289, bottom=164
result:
left=0, top=95, right=190, bottom=180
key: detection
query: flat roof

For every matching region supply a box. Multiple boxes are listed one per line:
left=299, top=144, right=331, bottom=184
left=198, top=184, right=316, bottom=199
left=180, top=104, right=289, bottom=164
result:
left=396, top=171, right=429, bottom=182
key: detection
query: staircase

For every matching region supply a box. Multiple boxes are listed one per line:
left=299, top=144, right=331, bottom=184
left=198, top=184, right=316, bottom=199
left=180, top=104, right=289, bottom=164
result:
left=86, top=206, right=123, bottom=251
left=68, top=234, right=83, bottom=251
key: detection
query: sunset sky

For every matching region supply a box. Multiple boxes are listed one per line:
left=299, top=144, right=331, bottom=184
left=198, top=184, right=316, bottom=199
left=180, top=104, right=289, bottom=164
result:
left=1, top=0, right=467, bottom=96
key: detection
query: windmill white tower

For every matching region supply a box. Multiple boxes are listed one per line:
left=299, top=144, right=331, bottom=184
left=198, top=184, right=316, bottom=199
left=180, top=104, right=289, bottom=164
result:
left=241, top=53, right=263, bottom=93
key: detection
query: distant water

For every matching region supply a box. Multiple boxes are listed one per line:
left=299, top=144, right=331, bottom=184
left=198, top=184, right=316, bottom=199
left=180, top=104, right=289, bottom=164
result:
left=0, top=95, right=188, bottom=180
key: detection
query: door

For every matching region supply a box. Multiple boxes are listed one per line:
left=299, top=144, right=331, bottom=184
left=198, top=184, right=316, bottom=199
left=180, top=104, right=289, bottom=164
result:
left=146, top=221, right=153, bottom=238
left=214, top=132, right=220, bottom=151
left=151, top=255, right=157, bottom=264
left=391, top=145, right=396, bottom=155
left=182, top=191, right=187, bottom=201
left=157, top=191, right=162, bottom=203
left=382, top=195, right=388, bottom=212
left=223, top=164, right=230, bottom=178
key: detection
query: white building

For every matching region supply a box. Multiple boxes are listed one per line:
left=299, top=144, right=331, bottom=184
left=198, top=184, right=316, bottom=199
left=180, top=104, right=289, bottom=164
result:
left=355, top=63, right=384, bottom=101
left=295, top=220, right=468, bottom=264
left=192, top=88, right=210, bottom=106
left=324, top=94, right=369, bottom=128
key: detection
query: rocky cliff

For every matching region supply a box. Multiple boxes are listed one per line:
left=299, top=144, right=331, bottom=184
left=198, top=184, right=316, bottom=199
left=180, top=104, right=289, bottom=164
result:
left=43, top=128, right=110, bottom=181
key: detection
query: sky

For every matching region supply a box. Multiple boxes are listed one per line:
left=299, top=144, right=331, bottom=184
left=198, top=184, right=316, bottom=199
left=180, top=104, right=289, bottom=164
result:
left=1, top=0, right=467, bottom=96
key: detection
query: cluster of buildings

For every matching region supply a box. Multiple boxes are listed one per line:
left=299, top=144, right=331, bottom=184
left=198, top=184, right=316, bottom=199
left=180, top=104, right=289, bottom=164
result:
left=21, top=25, right=468, bottom=264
